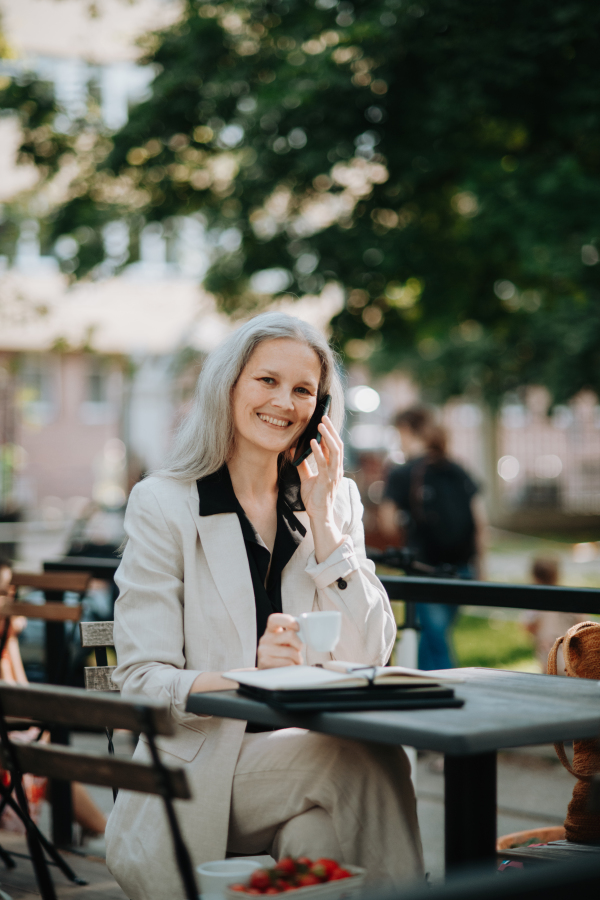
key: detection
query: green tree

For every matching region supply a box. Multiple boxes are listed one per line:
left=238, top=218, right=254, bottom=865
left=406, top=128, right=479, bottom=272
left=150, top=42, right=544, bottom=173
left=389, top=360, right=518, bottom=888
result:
left=22, top=0, right=600, bottom=405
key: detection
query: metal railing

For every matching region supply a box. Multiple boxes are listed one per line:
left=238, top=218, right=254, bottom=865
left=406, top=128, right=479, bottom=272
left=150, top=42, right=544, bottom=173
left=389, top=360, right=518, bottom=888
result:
left=368, top=548, right=600, bottom=616
left=380, top=575, right=600, bottom=616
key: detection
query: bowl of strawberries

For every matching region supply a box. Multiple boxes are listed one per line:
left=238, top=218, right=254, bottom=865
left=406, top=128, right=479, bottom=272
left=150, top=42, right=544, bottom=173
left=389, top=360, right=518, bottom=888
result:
left=225, top=857, right=366, bottom=900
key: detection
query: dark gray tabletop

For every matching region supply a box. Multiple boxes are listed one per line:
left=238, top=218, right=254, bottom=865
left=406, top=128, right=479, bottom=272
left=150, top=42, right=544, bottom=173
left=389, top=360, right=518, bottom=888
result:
left=186, top=667, right=600, bottom=756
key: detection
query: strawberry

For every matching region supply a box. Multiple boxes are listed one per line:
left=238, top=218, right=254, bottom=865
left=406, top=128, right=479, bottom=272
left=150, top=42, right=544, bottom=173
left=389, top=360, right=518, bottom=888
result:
left=308, top=864, right=327, bottom=882
left=329, top=868, right=351, bottom=881
left=295, top=857, right=312, bottom=870
left=229, top=886, right=247, bottom=893
left=313, top=859, right=338, bottom=880
left=274, top=858, right=297, bottom=878
left=250, top=870, right=272, bottom=892
left=296, top=874, right=321, bottom=888
left=245, top=890, right=262, bottom=895
left=265, top=888, right=280, bottom=894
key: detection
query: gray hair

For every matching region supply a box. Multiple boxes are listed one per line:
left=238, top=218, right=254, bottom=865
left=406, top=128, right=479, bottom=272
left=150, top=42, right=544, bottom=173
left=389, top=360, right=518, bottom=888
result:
left=156, top=312, right=345, bottom=481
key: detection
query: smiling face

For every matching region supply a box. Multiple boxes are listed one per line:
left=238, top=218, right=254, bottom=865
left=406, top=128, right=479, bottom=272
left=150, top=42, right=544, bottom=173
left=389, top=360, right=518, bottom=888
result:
left=231, top=338, right=321, bottom=461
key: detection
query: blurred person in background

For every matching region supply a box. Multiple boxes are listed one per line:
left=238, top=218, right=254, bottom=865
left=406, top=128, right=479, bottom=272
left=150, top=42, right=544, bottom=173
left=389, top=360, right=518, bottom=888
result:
left=0, top=557, right=107, bottom=839
left=379, top=407, right=486, bottom=670
left=523, top=557, right=586, bottom=674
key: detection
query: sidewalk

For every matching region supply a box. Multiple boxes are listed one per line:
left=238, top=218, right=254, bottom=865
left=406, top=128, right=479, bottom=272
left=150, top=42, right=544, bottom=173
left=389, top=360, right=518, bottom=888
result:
left=0, top=831, right=125, bottom=899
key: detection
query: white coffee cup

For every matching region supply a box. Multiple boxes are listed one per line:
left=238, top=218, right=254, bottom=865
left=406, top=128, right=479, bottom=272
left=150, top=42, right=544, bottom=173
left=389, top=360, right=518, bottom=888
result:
left=295, top=610, right=342, bottom=653
left=196, top=859, right=262, bottom=900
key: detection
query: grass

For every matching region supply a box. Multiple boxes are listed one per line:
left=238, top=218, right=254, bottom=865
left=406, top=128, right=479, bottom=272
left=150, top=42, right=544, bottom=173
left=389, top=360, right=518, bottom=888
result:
left=453, top=613, right=537, bottom=670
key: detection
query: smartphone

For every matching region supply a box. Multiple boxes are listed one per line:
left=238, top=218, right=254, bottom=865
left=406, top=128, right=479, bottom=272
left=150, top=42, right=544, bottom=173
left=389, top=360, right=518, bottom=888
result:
left=291, top=394, right=332, bottom=468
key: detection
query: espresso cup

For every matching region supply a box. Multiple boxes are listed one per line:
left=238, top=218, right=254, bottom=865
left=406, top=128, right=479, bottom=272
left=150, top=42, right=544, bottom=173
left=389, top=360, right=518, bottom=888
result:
left=295, top=610, right=342, bottom=653
left=196, top=859, right=262, bottom=900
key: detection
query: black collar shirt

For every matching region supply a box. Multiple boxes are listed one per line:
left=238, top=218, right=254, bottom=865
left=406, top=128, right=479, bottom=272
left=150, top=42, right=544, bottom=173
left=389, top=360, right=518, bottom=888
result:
left=196, top=464, right=307, bottom=643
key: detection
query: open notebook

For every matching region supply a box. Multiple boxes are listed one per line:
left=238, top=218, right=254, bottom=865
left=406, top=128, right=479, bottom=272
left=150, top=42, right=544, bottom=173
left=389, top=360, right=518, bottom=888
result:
left=222, top=662, right=464, bottom=712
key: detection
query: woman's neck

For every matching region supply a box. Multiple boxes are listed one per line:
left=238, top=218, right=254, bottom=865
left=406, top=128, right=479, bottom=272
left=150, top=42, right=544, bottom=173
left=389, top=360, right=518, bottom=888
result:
left=227, top=446, right=279, bottom=504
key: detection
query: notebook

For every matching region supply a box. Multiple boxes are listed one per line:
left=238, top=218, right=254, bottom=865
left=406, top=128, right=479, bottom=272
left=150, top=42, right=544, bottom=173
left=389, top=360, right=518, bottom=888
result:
left=222, top=662, right=464, bottom=712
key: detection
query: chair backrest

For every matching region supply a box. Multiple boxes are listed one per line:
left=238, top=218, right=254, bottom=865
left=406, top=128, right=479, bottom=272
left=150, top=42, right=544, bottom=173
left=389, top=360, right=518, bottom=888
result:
left=7, top=740, right=190, bottom=799
left=11, top=572, right=91, bottom=594
left=0, top=601, right=81, bottom=623
left=3, top=571, right=91, bottom=625
left=0, top=683, right=189, bottom=803
left=79, top=620, right=117, bottom=692
left=0, top=682, right=172, bottom=735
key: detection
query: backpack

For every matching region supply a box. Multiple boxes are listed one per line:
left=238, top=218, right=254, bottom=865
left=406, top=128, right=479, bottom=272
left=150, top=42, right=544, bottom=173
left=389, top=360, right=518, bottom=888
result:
left=409, top=456, right=476, bottom=564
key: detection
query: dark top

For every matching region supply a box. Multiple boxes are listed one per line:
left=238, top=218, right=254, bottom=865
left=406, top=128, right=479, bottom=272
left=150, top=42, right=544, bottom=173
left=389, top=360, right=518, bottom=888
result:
left=197, top=464, right=306, bottom=642
left=384, top=455, right=478, bottom=566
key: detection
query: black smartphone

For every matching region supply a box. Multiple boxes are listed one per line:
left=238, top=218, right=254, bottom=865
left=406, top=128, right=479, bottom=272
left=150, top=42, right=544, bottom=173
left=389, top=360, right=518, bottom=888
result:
left=291, top=394, right=332, bottom=467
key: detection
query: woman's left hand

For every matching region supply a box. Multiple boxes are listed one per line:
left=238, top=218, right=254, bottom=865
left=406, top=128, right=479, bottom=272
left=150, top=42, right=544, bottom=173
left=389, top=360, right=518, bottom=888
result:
left=297, top=415, right=344, bottom=525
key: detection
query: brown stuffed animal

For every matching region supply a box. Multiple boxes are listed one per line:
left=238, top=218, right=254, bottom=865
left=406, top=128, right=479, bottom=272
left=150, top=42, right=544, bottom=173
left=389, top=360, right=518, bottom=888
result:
left=548, top=621, right=600, bottom=844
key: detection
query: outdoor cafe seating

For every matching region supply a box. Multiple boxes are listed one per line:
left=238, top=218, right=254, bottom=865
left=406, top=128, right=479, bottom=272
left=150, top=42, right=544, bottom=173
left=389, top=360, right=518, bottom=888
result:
left=1, top=564, right=600, bottom=898
left=0, top=681, right=198, bottom=900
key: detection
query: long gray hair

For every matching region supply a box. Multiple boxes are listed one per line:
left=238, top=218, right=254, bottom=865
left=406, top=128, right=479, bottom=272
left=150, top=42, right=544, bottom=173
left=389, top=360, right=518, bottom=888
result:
left=156, top=313, right=345, bottom=481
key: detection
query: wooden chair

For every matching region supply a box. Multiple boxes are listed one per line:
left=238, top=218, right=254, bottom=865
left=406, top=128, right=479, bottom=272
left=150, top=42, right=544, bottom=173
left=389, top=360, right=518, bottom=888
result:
left=6, top=571, right=90, bottom=685
left=79, top=620, right=117, bottom=693
left=3, top=571, right=92, bottom=848
left=79, top=619, right=118, bottom=798
left=497, top=779, right=600, bottom=864
left=0, top=682, right=198, bottom=900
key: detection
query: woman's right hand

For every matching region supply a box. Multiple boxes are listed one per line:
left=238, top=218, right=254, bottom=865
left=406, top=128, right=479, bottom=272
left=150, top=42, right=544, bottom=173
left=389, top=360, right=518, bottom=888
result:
left=257, top=613, right=303, bottom=669
left=190, top=614, right=303, bottom=693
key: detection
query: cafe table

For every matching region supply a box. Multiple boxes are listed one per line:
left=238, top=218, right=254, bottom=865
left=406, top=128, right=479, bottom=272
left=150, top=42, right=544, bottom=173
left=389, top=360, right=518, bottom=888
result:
left=187, top=667, right=600, bottom=871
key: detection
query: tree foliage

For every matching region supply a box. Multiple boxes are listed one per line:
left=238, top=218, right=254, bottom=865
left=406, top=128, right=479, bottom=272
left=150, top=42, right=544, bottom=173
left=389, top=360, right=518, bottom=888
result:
left=16, top=0, right=600, bottom=404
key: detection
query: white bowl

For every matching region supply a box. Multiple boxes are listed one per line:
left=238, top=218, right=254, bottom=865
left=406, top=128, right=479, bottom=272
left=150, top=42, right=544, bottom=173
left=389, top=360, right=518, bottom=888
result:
left=197, top=859, right=263, bottom=900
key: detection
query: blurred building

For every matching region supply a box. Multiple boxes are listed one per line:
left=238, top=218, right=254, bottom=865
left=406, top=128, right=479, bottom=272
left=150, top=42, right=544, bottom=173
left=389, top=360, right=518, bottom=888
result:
left=0, top=264, right=234, bottom=515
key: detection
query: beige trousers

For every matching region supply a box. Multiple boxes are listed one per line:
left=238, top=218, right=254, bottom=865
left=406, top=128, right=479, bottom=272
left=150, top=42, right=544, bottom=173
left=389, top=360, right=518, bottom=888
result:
left=227, top=728, right=424, bottom=888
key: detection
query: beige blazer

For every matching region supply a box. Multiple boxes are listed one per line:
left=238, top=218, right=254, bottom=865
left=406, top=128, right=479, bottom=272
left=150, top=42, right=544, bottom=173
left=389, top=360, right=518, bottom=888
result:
left=105, top=474, right=396, bottom=900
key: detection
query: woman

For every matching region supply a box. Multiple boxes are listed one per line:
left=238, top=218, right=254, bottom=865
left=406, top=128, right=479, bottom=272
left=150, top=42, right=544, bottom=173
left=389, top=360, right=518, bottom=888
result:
left=379, top=406, right=485, bottom=670
left=106, top=314, right=423, bottom=900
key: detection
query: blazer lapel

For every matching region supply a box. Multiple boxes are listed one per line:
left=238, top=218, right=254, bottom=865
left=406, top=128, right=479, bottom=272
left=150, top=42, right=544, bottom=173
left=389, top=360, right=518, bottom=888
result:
left=188, top=488, right=256, bottom=665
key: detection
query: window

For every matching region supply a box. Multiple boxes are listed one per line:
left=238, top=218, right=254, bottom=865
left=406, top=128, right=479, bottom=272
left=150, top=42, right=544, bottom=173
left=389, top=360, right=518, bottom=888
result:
left=80, top=357, right=119, bottom=425
left=87, top=359, right=109, bottom=404
left=19, top=356, right=57, bottom=426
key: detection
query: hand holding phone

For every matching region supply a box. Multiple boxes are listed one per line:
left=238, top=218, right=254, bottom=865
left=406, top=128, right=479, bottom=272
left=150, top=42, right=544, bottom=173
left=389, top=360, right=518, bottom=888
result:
left=291, top=394, right=332, bottom=467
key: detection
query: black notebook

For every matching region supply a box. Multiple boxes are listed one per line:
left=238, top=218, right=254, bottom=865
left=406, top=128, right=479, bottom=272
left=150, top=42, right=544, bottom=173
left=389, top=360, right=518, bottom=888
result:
left=224, top=663, right=464, bottom=713
left=237, top=683, right=463, bottom=712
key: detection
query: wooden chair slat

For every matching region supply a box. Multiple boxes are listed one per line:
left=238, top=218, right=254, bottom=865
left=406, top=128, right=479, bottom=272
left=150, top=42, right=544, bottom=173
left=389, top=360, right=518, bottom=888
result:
left=0, top=683, right=174, bottom=736
left=4, top=717, right=41, bottom=730
left=80, top=621, right=114, bottom=647
left=0, top=602, right=82, bottom=622
left=11, top=572, right=90, bottom=593
left=5, top=743, right=191, bottom=800
left=502, top=844, right=600, bottom=863
left=84, top=666, right=119, bottom=692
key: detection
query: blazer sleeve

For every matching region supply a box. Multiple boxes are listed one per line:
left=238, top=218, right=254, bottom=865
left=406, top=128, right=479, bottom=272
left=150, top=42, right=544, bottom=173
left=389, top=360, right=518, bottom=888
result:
left=304, top=478, right=397, bottom=665
left=112, top=481, right=203, bottom=729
